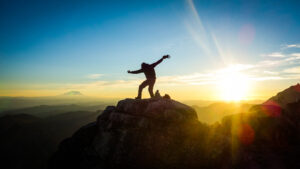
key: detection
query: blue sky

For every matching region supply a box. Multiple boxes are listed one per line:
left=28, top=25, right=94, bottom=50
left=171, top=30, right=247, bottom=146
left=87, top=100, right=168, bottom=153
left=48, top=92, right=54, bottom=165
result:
left=1, top=0, right=300, bottom=99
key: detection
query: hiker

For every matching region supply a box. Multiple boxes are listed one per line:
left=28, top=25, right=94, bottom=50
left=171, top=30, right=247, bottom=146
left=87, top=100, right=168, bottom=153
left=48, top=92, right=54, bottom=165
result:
left=128, top=55, right=170, bottom=99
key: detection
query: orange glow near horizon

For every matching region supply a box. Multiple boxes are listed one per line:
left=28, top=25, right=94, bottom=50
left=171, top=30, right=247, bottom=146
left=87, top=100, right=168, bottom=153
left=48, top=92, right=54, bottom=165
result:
left=1, top=74, right=292, bottom=101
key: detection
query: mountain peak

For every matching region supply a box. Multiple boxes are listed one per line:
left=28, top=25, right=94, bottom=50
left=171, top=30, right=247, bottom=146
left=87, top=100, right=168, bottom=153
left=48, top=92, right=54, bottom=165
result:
left=61, top=91, right=83, bottom=96
left=267, top=83, right=300, bottom=107
left=49, top=97, right=202, bottom=169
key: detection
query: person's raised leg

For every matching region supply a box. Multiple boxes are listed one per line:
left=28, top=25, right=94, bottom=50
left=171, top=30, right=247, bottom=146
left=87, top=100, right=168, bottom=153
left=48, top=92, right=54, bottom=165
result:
left=136, top=80, right=149, bottom=99
left=148, top=79, right=156, bottom=98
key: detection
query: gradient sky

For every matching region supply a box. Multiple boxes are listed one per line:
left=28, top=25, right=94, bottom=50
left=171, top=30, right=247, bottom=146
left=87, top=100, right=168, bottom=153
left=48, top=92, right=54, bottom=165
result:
left=1, top=0, right=300, bottom=100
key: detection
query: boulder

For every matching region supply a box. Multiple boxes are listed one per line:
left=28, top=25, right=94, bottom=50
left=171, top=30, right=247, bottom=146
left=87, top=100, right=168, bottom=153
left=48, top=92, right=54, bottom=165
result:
left=49, top=98, right=207, bottom=169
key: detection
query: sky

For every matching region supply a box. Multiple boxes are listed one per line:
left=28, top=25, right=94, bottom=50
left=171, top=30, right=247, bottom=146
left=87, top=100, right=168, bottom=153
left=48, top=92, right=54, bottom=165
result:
left=0, top=0, right=300, bottom=100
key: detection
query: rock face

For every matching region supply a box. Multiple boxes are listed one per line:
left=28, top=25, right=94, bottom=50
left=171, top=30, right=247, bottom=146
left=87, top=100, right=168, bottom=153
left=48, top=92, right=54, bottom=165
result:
left=49, top=86, right=300, bottom=169
left=49, top=98, right=208, bottom=169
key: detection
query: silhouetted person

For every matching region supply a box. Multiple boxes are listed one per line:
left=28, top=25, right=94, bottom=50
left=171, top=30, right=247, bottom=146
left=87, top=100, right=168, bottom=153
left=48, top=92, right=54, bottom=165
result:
left=128, top=55, right=170, bottom=99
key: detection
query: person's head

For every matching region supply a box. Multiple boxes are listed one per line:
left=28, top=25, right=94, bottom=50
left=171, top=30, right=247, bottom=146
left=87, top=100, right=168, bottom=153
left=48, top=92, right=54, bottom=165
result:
left=141, top=62, right=148, bottom=69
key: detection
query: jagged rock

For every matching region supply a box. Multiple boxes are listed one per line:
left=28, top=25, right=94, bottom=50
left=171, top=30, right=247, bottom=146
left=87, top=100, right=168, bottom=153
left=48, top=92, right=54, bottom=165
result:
left=163, top=94, right=171, bottom=99
left=49, top=98, right=208, bottom=169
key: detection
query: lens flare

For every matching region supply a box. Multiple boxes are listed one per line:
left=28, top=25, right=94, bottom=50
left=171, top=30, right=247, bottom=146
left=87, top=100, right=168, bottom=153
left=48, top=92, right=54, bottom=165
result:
left=238, top=123, right=255, bottom=145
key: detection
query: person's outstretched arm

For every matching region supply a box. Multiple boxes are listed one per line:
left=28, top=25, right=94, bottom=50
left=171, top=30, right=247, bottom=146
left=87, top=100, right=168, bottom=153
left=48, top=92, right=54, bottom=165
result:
left=151, top=55, right=170, bottom=67
left=128, top=69, right=143, bottom=74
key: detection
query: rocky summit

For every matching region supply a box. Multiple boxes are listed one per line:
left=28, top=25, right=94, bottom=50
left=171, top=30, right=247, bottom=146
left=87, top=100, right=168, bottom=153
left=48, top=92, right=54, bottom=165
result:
left=48, top=85, right=300, bottom=169
left=48, top=98, right=209, bottom=169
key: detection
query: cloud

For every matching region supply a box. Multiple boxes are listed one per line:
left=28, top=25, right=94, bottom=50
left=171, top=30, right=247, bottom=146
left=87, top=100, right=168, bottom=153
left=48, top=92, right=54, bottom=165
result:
left=283, top=66, right=300, bottom=73
left=250, top=76, right=283, bottom=81
left=283, top=53, right=300, bottom=62
left=257, top=53, right=300, bottom=68
left=87, top=74, right=103, bottom=79
left=284, top=44, right=300, bottom=49
left=257, top=60, right=283, bottom=67
left=263, top=71, right=278, bottom=75
left=66, top=79, right=140, bottom=89
left=253, top=44, right=300, bottom=81
left=261, top=52, right=285, bottom=58
left=291, top=53, right=300, bottom=57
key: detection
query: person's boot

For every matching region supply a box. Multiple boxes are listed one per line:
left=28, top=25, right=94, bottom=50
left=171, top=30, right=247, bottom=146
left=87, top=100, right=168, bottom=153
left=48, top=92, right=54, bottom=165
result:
left=135, top=96, right=141, bottom=99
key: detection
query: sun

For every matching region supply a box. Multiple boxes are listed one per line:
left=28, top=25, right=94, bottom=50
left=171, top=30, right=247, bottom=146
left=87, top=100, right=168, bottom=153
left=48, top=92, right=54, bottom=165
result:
left=217, top=67, right=251, bottom=101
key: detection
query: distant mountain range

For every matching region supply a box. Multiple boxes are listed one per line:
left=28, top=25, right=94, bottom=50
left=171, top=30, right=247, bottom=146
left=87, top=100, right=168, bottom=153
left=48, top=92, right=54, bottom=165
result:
left=193, top=102, right=254, bottom=124
left=0, top=104, right=107, bottom=118
left=0, top=94, right=117, bottom=113
left=61, top=91, right=83, bottom=96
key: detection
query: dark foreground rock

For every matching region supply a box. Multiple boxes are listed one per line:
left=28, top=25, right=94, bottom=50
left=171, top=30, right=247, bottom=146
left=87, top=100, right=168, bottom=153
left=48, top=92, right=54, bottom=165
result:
left=48, top=98, right=209, bottom=169
left=49, top=86, right=300, bottom=169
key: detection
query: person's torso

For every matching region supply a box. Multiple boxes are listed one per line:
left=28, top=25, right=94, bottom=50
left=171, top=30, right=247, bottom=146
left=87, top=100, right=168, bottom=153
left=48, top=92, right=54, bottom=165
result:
left=143, top=65, right=156, bottom=79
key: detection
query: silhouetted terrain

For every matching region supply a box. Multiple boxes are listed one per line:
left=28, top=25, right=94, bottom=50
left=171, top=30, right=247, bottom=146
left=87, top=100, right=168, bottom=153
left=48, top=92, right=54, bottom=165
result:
left=0, top=110, right=102, bottom=169
left=183, top=100, right=262, bottom=124
left=193, top=102, right=254, bottom=124
left=0, top=92, right=116, bottom=113
left=49, top=84, right=300, bottom=169
left=1, top=104, right=106, bottom=118
left=1, top=85, right=300, bottom=169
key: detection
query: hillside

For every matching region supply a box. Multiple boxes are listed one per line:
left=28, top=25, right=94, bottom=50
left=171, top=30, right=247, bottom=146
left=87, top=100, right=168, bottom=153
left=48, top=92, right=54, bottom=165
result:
left=49, top=84, right=300, bottom=169
left=193, top=102, right=254, bottom=124
left=267, top=83, right=300, bottom=108
left=0, top=110, right=101, bottom=169
left=0, top=96, right=116, bottom=113
left=0, top=104, right=106, bottom=118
